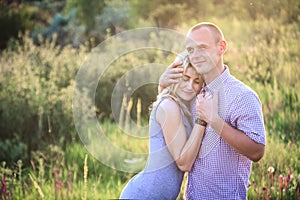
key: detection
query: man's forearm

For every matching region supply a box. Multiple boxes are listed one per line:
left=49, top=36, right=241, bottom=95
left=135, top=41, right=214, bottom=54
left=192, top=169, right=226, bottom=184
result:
left=217, top=121, right=265, bottom=162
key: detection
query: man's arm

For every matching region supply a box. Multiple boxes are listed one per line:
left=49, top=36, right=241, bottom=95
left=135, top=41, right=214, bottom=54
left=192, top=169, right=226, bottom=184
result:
left=218, top=122, right=265, bottom=162
left=197, top=92, right=265, bottom=162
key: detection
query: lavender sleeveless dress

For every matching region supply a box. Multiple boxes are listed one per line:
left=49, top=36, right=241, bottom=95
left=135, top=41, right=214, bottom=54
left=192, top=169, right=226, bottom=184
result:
left=120, top=98, right=192, bottom=199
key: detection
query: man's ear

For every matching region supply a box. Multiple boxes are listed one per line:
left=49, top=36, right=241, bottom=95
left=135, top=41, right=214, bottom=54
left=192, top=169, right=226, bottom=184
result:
left=219, top=40, right=227, bottom=55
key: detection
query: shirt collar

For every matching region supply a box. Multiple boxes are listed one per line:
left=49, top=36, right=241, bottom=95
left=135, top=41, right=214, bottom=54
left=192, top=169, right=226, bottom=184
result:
left=203, top=65, right=230, bottom=93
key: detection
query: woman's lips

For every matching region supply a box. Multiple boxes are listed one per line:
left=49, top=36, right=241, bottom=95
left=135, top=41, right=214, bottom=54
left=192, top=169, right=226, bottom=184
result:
left=182, top=90, right=194, bottom=95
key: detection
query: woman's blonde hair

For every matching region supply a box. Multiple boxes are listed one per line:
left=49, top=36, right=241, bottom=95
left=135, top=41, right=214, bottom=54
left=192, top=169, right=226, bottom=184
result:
left=154, top=54, right=201, bottom=119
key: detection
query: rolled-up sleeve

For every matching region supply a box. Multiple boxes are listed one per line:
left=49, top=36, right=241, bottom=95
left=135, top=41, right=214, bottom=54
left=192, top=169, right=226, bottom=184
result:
left=229, top=91, right=266, bottom=145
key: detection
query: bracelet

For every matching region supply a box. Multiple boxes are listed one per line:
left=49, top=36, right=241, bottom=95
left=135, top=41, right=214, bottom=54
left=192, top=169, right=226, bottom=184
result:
left=195, top=118, right=207, bottom=127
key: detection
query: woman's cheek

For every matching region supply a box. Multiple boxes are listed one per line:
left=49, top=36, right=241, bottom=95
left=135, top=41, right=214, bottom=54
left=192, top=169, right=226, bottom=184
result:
left=194, top=84, right=201, bottom=94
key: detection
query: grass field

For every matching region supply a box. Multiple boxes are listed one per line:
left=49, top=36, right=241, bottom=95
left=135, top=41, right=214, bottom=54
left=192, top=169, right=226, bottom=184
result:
left=1, top=16, right=299, bottom=199
left=1, top=121, right=299, bottom=199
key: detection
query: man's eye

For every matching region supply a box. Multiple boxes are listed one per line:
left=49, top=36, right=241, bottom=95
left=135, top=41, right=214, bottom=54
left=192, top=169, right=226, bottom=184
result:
left=187, top=47, right=193, bottom=53
left=199, top=45, right=208, bottom=50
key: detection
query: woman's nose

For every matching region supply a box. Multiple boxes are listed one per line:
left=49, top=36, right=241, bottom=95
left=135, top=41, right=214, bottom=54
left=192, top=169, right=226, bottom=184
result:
left=187, top=80, right=193, bottom=89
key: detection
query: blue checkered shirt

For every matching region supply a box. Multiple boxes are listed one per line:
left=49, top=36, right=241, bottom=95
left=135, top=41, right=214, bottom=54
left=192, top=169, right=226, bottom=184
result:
left=187, top=66, right=266, bottom=200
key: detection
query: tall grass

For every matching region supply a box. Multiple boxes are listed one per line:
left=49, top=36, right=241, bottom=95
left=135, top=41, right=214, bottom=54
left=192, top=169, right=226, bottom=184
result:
left=0, top=124, right=299, bottom=199
left=0, top=17, right=299, bottom=199
left=248, top=135, right=300, bottom=199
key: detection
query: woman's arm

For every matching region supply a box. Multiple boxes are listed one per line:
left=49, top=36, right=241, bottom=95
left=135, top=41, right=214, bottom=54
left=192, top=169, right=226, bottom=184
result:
left=176, top=123, right=205, bottom=171
left=156, top=99, right=205, bottom=172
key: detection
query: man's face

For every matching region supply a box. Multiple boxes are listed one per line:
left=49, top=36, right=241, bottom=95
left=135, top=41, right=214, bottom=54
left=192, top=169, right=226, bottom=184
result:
left=186, top=27, right=221, bottom=75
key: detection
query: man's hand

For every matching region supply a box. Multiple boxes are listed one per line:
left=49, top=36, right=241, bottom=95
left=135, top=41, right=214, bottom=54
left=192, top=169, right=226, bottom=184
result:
left=159, top=60, right=184, bottom=90
left=196, top=91, right=224, bottom=135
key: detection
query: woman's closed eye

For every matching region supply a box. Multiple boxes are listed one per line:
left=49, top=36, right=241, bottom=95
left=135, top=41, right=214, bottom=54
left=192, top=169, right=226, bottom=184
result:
left=194, top=79, right=200, bottom=84
left=182, top=75, right=200, bottom=84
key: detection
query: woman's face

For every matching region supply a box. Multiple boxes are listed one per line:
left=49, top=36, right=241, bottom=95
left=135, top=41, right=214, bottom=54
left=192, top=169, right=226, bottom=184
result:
left=176, top=66, right=201, bottom=102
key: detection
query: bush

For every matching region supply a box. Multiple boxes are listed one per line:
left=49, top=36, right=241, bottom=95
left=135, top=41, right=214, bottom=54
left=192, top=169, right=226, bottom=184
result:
left=0, top=35, right=86, bottom=164
left=0, top=2, right=36, bottom=50
left=1, top=16, right=299, bottom=168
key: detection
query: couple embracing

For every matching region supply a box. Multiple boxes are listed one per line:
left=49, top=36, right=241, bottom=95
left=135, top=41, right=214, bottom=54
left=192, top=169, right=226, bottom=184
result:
left=120, top=22, right=266, bottom=200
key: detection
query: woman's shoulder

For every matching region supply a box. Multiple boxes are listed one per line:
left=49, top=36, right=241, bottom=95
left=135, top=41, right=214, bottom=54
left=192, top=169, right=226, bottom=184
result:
left=156, top=97, right=181, bottom=122
left=158, top=97, right=180, bottom=112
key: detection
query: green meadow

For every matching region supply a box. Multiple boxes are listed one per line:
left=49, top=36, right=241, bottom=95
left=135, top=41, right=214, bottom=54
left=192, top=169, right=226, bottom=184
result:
left=1, top=0, right=299, bottom=199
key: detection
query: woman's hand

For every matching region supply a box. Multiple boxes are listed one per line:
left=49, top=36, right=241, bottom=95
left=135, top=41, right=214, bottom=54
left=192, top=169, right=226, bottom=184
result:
left=196, top=91, right=224, bottom=135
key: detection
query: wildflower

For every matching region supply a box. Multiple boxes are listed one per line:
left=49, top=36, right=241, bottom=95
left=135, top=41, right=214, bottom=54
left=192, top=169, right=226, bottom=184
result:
left=262, top=187, right=267, bottom=199
left=285, top=174, right=292, bottom=188
left=262, top=187, right=267, bottom=192
left=23, top=180, right=28, bottom=196
left=1, top=176, right=7, bottom=196
left=53, top=166, right=60, bottom=199
left=247, top=180, right=251, bottom=188
left=278, top=174, right=283, bottom=190
left=283, top=177, right=288, bottom=189
left=29, top=174, right=44, bottom=199
left=268, top=166, right=275, bottom=174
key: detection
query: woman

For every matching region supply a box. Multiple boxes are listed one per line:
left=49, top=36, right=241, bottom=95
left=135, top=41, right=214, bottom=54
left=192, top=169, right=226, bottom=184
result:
left=119, top=55, right=206, bottom=199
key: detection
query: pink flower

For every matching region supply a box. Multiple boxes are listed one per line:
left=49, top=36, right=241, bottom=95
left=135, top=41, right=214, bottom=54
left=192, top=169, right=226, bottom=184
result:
left=1, top=176, right=7, bottom=195
left=278, top=174, right=283, bottom=190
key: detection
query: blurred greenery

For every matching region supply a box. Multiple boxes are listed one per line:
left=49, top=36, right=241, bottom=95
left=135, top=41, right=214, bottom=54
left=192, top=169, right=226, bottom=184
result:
left=0, top=123, right=299, bottom=199
left=0, top=0, right=299, bottom=199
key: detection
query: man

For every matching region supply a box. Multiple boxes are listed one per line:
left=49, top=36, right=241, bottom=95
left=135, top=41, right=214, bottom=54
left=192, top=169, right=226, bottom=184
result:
left=159, top=22, right=266, bottom=199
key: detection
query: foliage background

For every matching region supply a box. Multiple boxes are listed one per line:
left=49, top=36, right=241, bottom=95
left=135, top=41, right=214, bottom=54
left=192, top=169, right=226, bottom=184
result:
left=0, top=0, right=299, bottom=199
